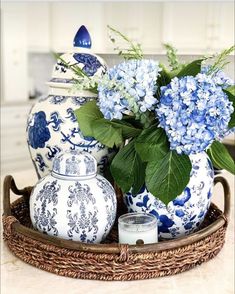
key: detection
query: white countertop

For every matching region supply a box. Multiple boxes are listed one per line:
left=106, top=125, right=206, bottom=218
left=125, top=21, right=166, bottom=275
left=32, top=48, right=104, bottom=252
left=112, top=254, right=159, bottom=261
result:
left=1, top=169, right=234, bottom=294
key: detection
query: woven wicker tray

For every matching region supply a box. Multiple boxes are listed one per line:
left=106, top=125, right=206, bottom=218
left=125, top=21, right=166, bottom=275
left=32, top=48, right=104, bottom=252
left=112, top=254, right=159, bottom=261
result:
left=2, top=175, right=230, bottom=281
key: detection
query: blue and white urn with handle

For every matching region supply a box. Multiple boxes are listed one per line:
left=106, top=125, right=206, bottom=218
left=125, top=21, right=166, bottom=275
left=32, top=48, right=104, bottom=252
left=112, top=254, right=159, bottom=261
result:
left=124, top=152, right=214, bottom=239
left=26, top=25, right=114, bottom=179
left=29, top=150, right=117, bottom=243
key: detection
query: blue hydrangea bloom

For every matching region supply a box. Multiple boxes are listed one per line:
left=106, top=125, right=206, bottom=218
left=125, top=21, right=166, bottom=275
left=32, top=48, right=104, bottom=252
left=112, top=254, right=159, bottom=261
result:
left=156, top=74, right=234, bottom=155
left=97, top=59, right=161, bottom=120
left=201, top=66, right=234, bottom=89
left=217, top=126, right=235, bottom=141
left=201, top=66, right=234, bottom=142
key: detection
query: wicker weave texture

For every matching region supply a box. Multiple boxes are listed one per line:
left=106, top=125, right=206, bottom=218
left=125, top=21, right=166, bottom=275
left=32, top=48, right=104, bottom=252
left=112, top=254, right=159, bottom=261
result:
left=3, top=196, right=227, bottom=281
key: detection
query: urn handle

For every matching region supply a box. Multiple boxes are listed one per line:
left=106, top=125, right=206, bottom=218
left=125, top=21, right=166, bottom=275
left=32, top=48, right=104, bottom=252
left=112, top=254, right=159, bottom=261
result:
left=3, top=175, right=33, bottom=217
left=213, top=176, right=231, bottom=220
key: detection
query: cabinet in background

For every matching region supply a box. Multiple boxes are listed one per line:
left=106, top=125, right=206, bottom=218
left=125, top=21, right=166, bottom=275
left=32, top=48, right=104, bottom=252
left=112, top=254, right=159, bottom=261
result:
left=50, top=2, right=105, bottom=53
left=3, top=2, right=233, bottom=58
left=26, top=3, right=51, bottom=52
left=1, top=3, right=28, bottom=103
left=162, top=2, right=234, bottom=54
left=1, top=105, right=33, bottom=174
left=48, top=2, right=234, bottom=54
left=103, top=2, right=163, bottom=53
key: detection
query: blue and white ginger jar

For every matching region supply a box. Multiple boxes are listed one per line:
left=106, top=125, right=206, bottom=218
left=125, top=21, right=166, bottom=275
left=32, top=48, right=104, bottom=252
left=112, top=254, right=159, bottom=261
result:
left=124, top=152, right=214, bottom=239
left=29, top=150, right=117, bottom=243
left=26, top=25, right=114, bottom=178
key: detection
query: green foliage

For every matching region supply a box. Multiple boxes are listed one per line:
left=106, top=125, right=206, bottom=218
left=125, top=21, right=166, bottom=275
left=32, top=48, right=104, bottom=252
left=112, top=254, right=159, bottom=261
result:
left=53, top=52, right=89, bottom=78
left=145, top=151, right=192, bottom=205
left=75, top=101, right=142, bottom=147
left=110, top=124, right=192, bottom=204
left=206, top=45, right=235, bottom=75
left=177, top=59, right=203, bottom=78
left=225, top=85, right=235, bottom=96
left=70, top=31, right=235, bottom=204
left=157, top=58, right=203, bottom=88
left=164, top=43, right=180, bottom=70
left=108, top=120, right=142, bottom=139
left=52, top=52, right=98, bottom=94
left=207, top=141, right=235, bottom=175
left=135, top=126, right=169, bottom=162
left=74, top=100, right=103, bottom=136
left=110, top=140, right=146, bottom=194
left=107, top=25, right=143, bottom=60
left=157, top=65, right=172, bottom=87
left=135, top=126, right=193, bottom=204
left=223, top=86, right=235, bottom=128
left=90, top=119, right=123, bottom=148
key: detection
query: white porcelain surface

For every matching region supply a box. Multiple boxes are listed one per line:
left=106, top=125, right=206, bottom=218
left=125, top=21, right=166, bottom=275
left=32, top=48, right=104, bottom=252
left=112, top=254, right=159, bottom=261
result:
left=26, top=89, right=115, bottom=179
left=26, top=38, right=112, bottom=179
left=52, top=150, right=97, bottom=177
left=49, top=50, right=107, bottom=88
left=125, top=152, right=214, bottom=239
left=29, top=151, right=117, bottom=243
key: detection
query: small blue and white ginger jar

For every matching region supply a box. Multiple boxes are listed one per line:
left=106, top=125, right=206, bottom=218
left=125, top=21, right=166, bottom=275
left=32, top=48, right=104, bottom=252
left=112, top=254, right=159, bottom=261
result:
left=124, top=152, right=214, bottom=239
left=29, top=151, right=117, bottom=243
left=26, top=25, right=114, bottom=178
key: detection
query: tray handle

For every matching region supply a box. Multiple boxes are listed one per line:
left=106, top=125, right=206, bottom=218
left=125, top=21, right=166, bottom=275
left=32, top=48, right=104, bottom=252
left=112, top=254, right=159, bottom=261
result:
left=213, top=176, right=231, bottom=220
left=3, top=175, right=33, bottom=217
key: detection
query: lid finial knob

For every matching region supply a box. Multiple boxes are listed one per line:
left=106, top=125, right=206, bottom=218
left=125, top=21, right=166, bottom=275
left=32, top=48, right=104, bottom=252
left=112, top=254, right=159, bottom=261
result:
left=73, top=25, right=92, bottom=49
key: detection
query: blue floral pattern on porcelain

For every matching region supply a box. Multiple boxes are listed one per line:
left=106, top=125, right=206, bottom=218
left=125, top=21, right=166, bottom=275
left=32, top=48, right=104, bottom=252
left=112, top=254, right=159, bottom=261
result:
left=27, top=33, right=110, bottom=179
left=28, top=111, right=51, bottom=149
left=29, top=151, right=117, bottom=243
left=52, top=151, right=97, bottom=178
left=32, top=179, right=60, bottom=236
left=124, top=152, right=214, bottom=239
left=50, top=52, right=107, bottom=85
left=73, top=53, right=105, bottom=76
left=27, top=95, right=115, bottom=178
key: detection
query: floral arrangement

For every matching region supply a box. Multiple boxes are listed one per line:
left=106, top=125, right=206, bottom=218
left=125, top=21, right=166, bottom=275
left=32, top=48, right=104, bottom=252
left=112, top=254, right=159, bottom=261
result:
left=59, top=26, right=235, bottom=205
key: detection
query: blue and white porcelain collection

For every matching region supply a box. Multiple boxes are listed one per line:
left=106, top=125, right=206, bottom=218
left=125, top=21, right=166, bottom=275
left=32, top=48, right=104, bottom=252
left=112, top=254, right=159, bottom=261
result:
left=26, top=25, right=234, bottom=245
left=27, top=26, right=118, bottom=243
left=29, top=150, right=117, bottom=243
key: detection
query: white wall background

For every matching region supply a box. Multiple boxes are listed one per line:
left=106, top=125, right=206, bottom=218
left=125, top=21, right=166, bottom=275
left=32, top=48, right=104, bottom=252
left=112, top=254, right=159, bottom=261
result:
left=1, top=1, right=234, bottom=173
left=1, top=1, right=234, bottom=102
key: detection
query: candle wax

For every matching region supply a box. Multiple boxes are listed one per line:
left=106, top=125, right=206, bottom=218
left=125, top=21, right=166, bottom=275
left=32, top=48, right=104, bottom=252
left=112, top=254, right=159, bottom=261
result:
left=118, top=226, right=158, bottom=245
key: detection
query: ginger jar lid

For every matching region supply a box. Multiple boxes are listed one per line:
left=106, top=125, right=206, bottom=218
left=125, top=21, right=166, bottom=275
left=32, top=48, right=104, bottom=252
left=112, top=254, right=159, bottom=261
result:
left=48, top=25, right=107, bottom=89
left=52, top=150, right=97, bottom=179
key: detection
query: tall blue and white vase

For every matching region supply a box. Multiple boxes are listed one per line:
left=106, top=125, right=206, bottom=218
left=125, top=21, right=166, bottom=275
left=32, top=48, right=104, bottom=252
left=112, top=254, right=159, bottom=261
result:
left=124, top=152, right=214, bottom=239
left=26, top=25, right=114, bottom=178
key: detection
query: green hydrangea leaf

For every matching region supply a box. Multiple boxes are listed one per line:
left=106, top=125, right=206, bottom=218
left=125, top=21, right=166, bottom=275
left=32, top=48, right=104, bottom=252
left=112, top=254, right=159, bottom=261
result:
left=90, top=118, right=142, bottom=147
left=225, top=85, right=235, bottom=96
left=176, top=59, right=203, bottom=78
left=90, top=119, right=123, bottom=148
left=109, top=120, right=142, bottom=139
left=207, top=141, right=235, bottom=174
left=75, top=100, right=103, bottom=136
left=75, top=101, right=141, bottom=147
left=146, top=151, right=192, bottom=205
left=157, top=66, right=172, bottom=88
left=110, top=140, right=146, bottom=194
left=135, top=126, right=169, bottom=162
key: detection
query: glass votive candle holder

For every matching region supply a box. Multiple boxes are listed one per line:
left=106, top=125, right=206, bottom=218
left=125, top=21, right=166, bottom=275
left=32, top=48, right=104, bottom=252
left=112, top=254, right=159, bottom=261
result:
left=118, top=212, right=158, bottom=245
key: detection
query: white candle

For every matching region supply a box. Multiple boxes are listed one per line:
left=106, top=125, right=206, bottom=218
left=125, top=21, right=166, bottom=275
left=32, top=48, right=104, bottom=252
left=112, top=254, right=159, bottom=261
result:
left=118, top=213, right=158, bottom=245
